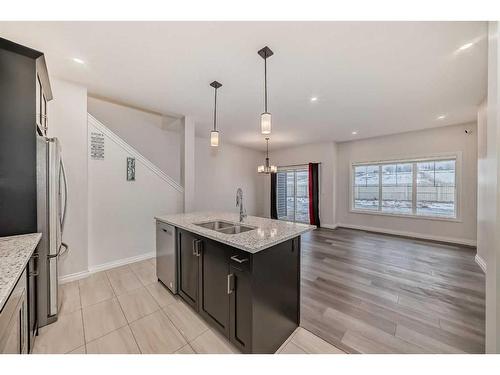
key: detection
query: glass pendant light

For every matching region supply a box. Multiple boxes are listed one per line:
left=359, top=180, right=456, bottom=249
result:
left=210, top=81, right=222, bottom=147
left=257, top=138, right=277, bottom=174
left=258, top=46, right=273, bottom=135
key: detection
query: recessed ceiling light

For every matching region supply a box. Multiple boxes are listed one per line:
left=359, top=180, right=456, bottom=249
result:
left=437, top=115, right=446, bottom=120
left=310, top=97, right=318, bottom=102
left=72, top=58, right=85, bottom=64
left=352, top=131, right=358, bottom=135
left=458, top=42, right=474, bottom=51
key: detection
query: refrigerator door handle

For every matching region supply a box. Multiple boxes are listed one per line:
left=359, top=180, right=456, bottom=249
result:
left=59, top=159, right=68, bottom=232
left=47, top=242, right=67, bottom=259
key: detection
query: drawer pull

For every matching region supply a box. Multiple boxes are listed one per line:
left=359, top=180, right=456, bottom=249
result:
left=230, top=255, right=248, bottom=264
left=227, top=273, right=234, bottom=294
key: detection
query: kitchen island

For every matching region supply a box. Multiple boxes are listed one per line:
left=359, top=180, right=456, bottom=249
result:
left=155, top=212, right=315, bottom=354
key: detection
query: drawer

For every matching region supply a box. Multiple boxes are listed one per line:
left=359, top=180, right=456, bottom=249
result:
left=228, top=249, right=252, bottom=273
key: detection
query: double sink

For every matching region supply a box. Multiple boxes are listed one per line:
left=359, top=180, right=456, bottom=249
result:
left=194, top=220, right=256, bottom=235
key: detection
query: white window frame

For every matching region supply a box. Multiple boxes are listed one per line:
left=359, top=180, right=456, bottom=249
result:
left=349, top=153, right=462, bottom=222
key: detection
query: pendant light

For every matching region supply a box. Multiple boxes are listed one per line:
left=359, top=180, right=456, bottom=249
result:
left=258, top=46, right=273, bottom=135
left=210, top=81, right=222, bottom=147
left=258, top=137, right=277, bottom=174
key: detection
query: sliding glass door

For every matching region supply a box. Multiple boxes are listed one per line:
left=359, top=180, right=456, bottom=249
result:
left=276, top=169, right=310, bottom=223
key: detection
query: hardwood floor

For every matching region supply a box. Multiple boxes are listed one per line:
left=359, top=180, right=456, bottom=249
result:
left=300, top=227, right=485, bottom=354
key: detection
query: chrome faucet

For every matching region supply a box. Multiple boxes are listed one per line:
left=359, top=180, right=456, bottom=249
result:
left=236, top=188, right=247, bottom=222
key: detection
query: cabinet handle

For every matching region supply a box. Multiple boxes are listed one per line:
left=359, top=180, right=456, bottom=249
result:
left=192, top=239, right=202, bottom=256
left=227, top=273, right=234, bottom=294
left=196, top=240, right=202, bottom=257
left=192, top=239, right=198, bottom=256
left=230, top=255, right=249, bottom=264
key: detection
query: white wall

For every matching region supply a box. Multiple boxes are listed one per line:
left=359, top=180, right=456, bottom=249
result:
left=194, top=137, right=264, bottom=216
left=484, top=21, right=500, bottom=354
left=87, top=116, right=183, bottom=268
left=336, top=122, right=478, bottom=245
left=262, top=142, right=337, bottom=227
left=183, top=117, right=196, bottom=212
left=47, top=79, right=89, bottom=277
left=476, top=101, right=489, bottom=268
left=87, top=97, right=182, bottom=185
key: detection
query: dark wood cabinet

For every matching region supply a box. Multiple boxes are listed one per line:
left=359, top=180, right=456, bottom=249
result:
left=229, top=263, right=252, bottom=352
left=177, top=230, right=199, bottom=308
left=176, top=228, right=300, bottom=353
left=198, top=239, right=230, bottom=335
left=27, top=252, right=38, bottom=352
left=0, top=269, right=28, bottom=354
left=0, top=37, right=52, bottom=238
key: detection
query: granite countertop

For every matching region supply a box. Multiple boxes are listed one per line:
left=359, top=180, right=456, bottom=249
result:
left=155, top=212, right=315, bottom=254
left=0, top=233, right=41, bottom=312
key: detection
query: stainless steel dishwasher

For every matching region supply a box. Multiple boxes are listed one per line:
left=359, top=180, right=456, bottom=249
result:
left=156, top=221, right=177, bottom=293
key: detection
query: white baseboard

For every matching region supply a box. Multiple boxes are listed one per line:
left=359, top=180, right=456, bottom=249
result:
left=59, top=251, right=155, bottom=284
left=336, top=223, right=477, bottom=247
left=475, top=254, right=487, bottom=273
left=59, top=270, right=90, bottom=284
left=321, top=223, right=338, bottom=230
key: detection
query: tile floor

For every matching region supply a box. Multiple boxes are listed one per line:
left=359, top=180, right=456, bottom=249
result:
left=33, top=258, right=343, bottom=354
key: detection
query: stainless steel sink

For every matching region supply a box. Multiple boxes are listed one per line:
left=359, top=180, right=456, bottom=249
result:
left=194, top=220, right=234, bottom=231
left=217, top=225, right=256, bottom=235
left=194, top=220, right=256, bottom=235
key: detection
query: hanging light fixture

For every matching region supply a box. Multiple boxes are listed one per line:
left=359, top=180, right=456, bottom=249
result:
left=209, top=80, right=222, bottom=147
left=258, top=46, right=273, bottom=135
left=258, top=137, right=277, bottom=174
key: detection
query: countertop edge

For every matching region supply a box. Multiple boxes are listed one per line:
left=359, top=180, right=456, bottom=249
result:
left=155, top=216, right=314, bottom=253
left=0, top=233, right=41, bottom=313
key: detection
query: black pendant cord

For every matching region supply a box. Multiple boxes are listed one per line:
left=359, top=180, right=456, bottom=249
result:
left=264, top=56, right=268, bottom=113
left=213, top=87, right=217, bottom=131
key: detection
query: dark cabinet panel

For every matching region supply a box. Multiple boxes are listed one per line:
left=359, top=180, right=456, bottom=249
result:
left=198, top=240, right=230, bottom=335
left=229, top=265, right=252, bottom=352
left=177, top=230, right=199, bottom=308
left=27, top=252, right=38, bottom=352
left=176, top=228, right=300, bottom=354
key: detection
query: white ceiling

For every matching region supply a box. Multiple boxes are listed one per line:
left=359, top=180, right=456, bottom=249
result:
left=0, top=21, right=487, bottom=151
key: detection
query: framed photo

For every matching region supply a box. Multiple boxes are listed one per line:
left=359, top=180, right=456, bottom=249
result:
left=127, top=157, right=136, bottom=181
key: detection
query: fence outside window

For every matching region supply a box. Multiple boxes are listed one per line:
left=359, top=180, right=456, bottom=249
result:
left=352, top=157, right=457, bottom=219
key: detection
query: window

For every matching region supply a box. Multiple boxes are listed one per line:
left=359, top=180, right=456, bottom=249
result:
left=353, top=165, right=379, bottom=210
left=276, top=168, right=310, bottom=223
left=352, top=157, right=457, bottom=219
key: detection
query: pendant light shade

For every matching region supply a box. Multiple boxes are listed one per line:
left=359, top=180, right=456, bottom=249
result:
left=260, top=112, right=271, bottom=135
left=257, top=138, right=277, bottom=174
left=210, top=130, right=219, bottom=147
left=258, top=46, right=273, bottom=135
left=209, top=81, right=222, bottom=147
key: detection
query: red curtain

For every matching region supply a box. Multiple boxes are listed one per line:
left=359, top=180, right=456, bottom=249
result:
left=308, top=163, right=320, bottom=227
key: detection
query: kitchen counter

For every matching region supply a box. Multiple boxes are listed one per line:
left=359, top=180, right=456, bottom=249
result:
left=0, top=233, right=41, bottom=312
left=155, top=211, right=315, bottom=254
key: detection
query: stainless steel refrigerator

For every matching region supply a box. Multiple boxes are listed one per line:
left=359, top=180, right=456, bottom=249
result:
left=36, top=135, right=68, bottom=327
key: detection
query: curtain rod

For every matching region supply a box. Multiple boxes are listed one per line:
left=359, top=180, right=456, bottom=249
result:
left=278, top=162, right=322, bottom=168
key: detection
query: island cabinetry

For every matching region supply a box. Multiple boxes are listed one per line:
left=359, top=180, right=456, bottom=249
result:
left=178, top=230, right=199, bottom=308
left=176, top=228, right=300, bottom=354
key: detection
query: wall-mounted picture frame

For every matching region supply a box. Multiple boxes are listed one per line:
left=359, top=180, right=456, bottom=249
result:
left=127, top=157, right=136, bottom=181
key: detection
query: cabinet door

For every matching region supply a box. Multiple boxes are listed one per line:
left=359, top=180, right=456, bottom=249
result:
left=229, top=265, right=252, bottom=353
left=27, top=255, right=38, bottom=352
left=2, top=312, right=21, bottom=354
left=198, top=240, right=230, bottom=335
left=178, top=230, right=199, bottom=309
